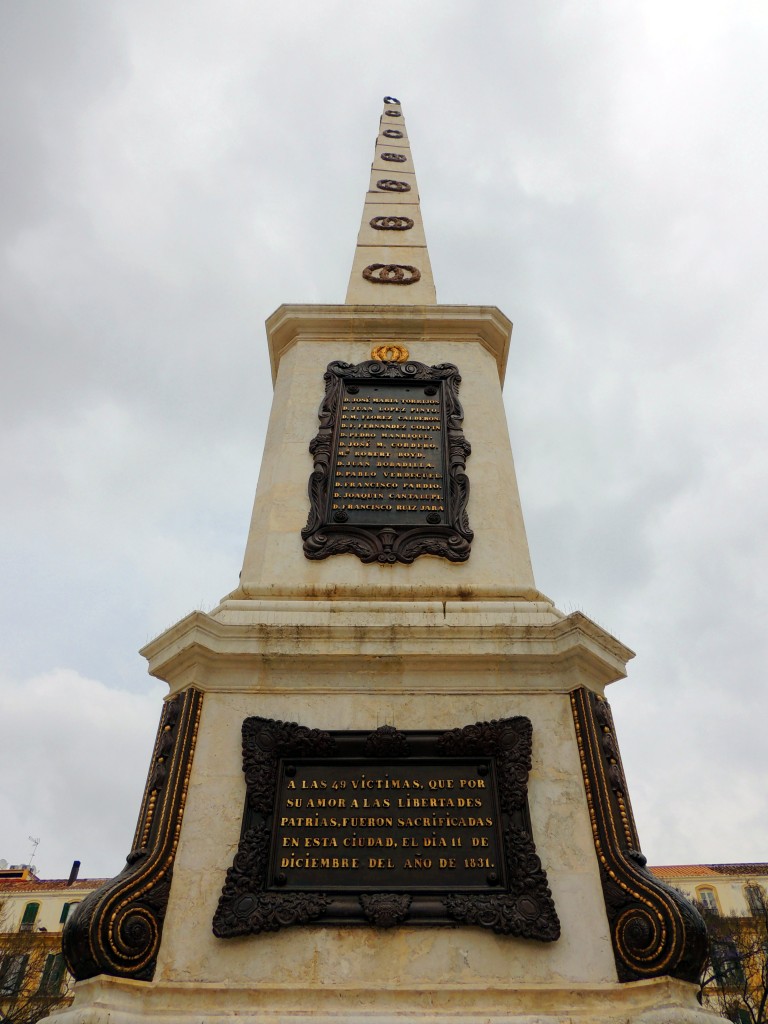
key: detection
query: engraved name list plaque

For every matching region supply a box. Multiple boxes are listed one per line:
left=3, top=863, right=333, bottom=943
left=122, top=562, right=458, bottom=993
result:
left=302, top=359, right=473, bottom=563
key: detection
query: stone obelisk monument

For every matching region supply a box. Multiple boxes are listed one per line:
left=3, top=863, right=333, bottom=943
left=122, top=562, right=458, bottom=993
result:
left=59, top=98, right=715, bottom=1024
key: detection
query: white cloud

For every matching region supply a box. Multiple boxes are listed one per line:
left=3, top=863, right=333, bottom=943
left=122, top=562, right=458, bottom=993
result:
left=0, top=669, right=165, bottom=878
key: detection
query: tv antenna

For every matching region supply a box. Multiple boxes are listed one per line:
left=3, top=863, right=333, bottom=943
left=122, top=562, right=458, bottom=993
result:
left=28, top=836, right=40, bottom=867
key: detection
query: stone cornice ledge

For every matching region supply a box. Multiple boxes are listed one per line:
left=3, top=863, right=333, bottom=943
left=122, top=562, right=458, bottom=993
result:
left=266, top=303, right=512, bottom=384
left=140, top=607, right=634, bottom=693
left=56, top=975, right=708, bottom=1022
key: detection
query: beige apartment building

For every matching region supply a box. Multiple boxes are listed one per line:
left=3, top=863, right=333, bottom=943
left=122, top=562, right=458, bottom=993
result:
left=652, top=863, right=768, bottom=1023
left=651, top=863, right=768, bottom=918
left=0, top=863, right=106, bottom=1020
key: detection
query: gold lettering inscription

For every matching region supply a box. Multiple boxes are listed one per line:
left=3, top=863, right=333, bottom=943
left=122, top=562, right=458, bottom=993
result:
left=330, top=384, right=446, bottom=519
left=273, top=765, right=499, bottom=886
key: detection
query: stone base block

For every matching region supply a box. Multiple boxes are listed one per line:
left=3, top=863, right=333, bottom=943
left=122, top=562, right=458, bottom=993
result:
left=50, top=976, right=720, bottom=1024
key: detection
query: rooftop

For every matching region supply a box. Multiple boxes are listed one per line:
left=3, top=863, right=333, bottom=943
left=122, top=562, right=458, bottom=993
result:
left=651, top=863, right=768, bottom=878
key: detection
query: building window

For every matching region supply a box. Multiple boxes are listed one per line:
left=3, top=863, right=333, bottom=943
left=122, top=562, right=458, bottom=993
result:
left=38, top=953, right=66, bottom=995
left=0, top=953, right=29, bottom=995
left=697, top=886, right=719, bottom=914
left=712, top=940, right=745, bottom=987
left=19, top=901, right=40, bottom=931
left=745, top=883, right=766, bottom=915
left=728, top=1010, right=751, bottom=1024
left=59, top=901, right=79, bottom=924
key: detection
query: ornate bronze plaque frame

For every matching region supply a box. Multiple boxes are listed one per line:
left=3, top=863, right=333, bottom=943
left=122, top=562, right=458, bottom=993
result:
left=213, top=717, right=560, bottom=938
left=302, top=359, right=472, bottom=564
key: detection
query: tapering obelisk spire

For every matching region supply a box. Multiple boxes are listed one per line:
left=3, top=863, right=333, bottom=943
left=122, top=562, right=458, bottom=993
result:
left=345, top=96, right=436, bottom=304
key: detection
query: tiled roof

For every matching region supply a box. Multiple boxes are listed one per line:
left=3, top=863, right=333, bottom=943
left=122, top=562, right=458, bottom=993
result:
left=708, top=863, right=768, bottom=876
left=651, top=863, right=768, bottom=879
left=652, top=865, right=720, bottom=878
left=0, top=878, right=107, bottom=894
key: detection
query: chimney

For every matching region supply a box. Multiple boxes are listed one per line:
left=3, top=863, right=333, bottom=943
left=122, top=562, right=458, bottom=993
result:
left=67, top=860, right=80, bottom=886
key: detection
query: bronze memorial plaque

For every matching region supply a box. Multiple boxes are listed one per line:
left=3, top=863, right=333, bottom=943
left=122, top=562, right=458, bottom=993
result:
left=302, top=359, right=473, bottom=563
left=270, top=759, right=503, bottom=890
left=213, top=718, right=560, bottom=939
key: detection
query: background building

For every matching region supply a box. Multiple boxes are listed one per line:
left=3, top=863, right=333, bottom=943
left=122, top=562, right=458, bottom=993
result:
left=652, top=864, right=768, bottom=1024
left=0, top=864, right=106, bottom=1023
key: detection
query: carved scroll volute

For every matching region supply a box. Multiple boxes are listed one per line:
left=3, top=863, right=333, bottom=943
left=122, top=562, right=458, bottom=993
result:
left=570, top=687, right=707, bottom=983
left=63, top=687, right=204, bottom=982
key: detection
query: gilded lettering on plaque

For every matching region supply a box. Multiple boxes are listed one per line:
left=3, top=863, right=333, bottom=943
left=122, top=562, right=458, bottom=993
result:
left=302, top=359, right=472, bottom=563
left=212, top=718, right=560, bottom=939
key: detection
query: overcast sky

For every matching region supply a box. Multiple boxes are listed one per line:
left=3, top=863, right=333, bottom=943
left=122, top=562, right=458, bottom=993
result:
left=1, top=1, right=766, bottom=880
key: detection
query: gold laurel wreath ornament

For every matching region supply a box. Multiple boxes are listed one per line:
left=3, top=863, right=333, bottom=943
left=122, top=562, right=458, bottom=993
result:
left=370, top=344, right=409, bottom=363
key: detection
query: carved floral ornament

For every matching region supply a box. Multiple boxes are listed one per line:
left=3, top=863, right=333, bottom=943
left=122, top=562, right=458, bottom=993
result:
left=362, top=263, right=420, bottom=285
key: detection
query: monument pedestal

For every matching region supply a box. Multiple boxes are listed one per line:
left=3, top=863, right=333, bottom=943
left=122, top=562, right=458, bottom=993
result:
left=56, top=98, right=716, bottom=1024
left=62, top=975, right=711, bottom=1024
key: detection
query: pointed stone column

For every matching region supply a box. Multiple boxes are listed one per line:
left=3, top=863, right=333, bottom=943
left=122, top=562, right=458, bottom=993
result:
left=57, top=97, right=714, bottom=1024
left=346, top=96, right=436, bottom=304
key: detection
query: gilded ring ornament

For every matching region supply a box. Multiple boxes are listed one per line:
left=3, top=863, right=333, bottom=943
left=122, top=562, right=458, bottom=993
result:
left=371, top=344, right=410, bottom=363
left=376, top=178, right=410, bottom=192
left=383, top=129, right=403, bottom=139
left=370, top=215, right=413, bottom=231
left=362, top=264, right=421, bottom=285
left=381, top=152, right=407, bottom=162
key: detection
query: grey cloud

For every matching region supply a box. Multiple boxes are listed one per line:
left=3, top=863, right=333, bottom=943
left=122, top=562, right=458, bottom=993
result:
left=1, top=1, right=766, bottom=874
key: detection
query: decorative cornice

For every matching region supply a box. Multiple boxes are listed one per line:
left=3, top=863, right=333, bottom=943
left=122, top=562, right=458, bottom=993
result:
left=63, top=688, right=203, bottom=982
left=139, top=607, right=633, bottom=693
left=570, top=687, right=707, bottom=984
left=265, top=304, right=513, bottom=384
left=45, top=974, right=716, bottom=1019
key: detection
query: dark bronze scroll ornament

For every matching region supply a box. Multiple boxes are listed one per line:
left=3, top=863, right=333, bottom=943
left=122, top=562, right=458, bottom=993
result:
left=384, top=110, right=402, bottom=117
left=302, top=359, right=473, bottom=564
left=213, top=717, right=559, bottom=939
left=63, top=688, right=203, bottom=982
left=570, top=688, right=707, bottom=983
left=381, top=152, right=407, bottom=162
left=382, top=128, right=404, bottom=138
